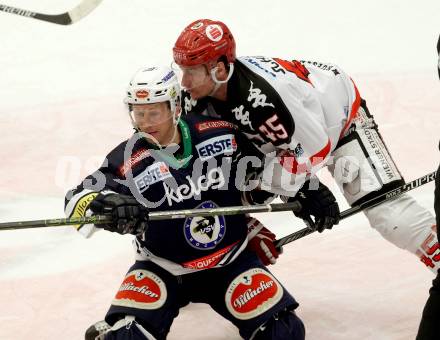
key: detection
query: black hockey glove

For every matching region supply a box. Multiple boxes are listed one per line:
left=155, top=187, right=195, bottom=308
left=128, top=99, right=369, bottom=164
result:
left=242, top=172, right=278, bottom=205
left=290, top=180, right=340, bottom=232
left=89, top=193, right=149, bottom=235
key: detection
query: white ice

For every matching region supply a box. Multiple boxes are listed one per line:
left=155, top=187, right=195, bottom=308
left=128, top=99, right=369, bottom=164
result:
left=1, top=0, right=440, bottom=339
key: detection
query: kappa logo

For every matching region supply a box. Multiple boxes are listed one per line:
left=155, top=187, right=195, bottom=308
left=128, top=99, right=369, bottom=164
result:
left=247, top=80, right=274, bottom=109
left=163, top=167, right=225, bottom=206
left=196, top=134, right=237, bottom=161
left=231, top=105, right=253, bottom=130
left=225, top=268, right=283, bottom=320
left=184, top=96, right=197, bottom=113
left=184, top=201, right=226, bottom=250
left=134, top=161, right=172, bottom=193
left=112, top=269, right=167, bottom=310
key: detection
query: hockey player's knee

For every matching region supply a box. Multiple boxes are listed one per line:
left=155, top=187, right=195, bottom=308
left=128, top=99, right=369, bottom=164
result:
left=251, top=308, right=305, bottom=340
left=364, top=194, right=435, bottom=252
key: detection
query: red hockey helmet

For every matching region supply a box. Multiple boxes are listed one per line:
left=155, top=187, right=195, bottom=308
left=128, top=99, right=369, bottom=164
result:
left=173, top=19, right=236, bottom=67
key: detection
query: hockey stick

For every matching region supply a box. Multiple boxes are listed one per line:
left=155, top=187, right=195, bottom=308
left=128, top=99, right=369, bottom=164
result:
left=0, top=201, right=302, bottom=231
left=0, top=0, right=102, bottom=25
left=0, top=171, right=435, bottom=232
left=274, top=171, right=437, bottom=248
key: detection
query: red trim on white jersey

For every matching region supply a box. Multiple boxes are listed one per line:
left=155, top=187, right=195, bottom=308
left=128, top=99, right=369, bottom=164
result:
left=279, top=139, right=331, bottom=174
left=339, top=80, right=361, bottom=138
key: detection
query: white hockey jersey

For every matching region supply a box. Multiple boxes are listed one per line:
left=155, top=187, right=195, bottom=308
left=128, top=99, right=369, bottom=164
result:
left=182, top=56, right=361, bottom=196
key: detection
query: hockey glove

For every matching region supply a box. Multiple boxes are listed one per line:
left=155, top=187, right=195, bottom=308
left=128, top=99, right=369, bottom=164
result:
left=89, top=193, right=149, bottom=235
left=242, top=172, right=278, bottom=205
left=247, top=217, right=282, bottom=265
left=291, top=180, right=340, bottom=232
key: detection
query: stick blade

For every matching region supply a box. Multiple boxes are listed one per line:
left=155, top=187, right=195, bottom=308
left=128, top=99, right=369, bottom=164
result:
left=68, top=0, right=103, bottom=24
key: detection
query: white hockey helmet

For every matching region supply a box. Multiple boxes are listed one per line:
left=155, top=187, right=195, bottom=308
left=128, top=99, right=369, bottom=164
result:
left=125, top=66, right=181, bottom=122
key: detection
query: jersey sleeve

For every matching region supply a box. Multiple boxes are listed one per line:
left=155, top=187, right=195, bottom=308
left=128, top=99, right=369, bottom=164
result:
left=236, top=57, right=341, bottom=197
left=251, top=75, right=331, bottom=197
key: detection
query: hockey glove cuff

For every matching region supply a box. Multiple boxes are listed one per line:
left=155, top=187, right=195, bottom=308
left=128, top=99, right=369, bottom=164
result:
left=247, top=217, right=282, bottom=265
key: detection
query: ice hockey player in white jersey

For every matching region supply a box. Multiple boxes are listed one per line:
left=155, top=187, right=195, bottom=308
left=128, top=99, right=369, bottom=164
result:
left=172, top=19, right=439, bottom=273
left=65, top=66, right=310, bottom=340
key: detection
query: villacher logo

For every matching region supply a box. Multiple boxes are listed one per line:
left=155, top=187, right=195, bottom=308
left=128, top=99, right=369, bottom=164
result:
left=112, top=269, right=167, bottom=310
left=225, top=268, right=283, bottom=320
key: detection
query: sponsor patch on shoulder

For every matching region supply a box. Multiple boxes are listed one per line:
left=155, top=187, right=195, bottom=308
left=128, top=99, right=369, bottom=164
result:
left=196, top=134, right=237, bottom=161
left=134, top=161, right=172, bottom=193
left=225, top=268, right=283, bottom=320
left=119, top=148, right=151, bottom=177
left=112, top=269, right=167, bottom=310
left=195, top=120, right=236, bottom=132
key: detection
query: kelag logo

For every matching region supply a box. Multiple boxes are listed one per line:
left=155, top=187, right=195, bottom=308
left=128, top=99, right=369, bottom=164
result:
left=196, top=134, right=237, bottom=161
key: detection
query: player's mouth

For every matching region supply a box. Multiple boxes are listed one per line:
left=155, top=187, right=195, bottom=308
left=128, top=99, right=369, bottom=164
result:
left=187, top=89, right=199, bottom=99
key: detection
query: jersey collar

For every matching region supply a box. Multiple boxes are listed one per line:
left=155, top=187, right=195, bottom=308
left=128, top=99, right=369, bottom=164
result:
left=144, top=119, right=193, bottom=169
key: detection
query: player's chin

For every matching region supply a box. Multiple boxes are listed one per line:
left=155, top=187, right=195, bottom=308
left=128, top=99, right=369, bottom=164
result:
left=187, top=88, right=205, bottom=100
left=187, top=90, right=199, bottom=100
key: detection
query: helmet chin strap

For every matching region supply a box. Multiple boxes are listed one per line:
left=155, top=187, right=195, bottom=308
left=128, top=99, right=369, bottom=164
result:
left=208, top=63, right=234, bottom=97
left=164, top=123, right=179, bottom=147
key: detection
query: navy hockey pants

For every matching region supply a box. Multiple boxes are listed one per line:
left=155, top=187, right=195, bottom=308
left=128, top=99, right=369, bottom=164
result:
left=104, top=250, right=304, bottom=340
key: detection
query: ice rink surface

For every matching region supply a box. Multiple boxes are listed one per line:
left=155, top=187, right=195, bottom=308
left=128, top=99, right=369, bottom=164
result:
left=1, top=0, right=440, bottom=339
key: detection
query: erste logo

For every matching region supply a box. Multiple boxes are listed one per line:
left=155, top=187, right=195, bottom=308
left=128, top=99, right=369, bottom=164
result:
left=196, top=134, right=237, bottom=161
left=134, top=161, right=172, bottom=193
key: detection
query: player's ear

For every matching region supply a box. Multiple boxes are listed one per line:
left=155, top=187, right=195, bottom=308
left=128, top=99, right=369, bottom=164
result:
left=215, top=59, right=229, bottom=79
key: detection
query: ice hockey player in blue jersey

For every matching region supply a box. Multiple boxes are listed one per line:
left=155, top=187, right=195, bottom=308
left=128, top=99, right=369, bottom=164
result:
left=63, top=66, right=329, bottom=339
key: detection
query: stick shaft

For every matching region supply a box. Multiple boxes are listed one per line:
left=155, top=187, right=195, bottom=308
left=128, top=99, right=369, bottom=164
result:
left=275, top=171, right=436, bottom=248
left=0, top=0, right=102, bottom=25
left=0, top=202, right=302, bottom=231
